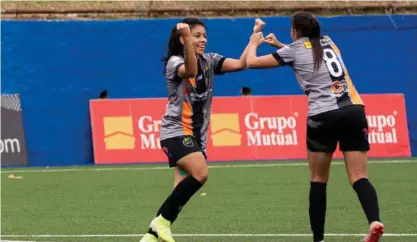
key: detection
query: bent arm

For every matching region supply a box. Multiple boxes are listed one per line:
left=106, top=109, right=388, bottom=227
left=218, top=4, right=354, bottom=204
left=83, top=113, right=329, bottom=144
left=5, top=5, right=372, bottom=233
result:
left=178, top=37, right=198, bottom=78
left=246, top=43, right=280, bottom=69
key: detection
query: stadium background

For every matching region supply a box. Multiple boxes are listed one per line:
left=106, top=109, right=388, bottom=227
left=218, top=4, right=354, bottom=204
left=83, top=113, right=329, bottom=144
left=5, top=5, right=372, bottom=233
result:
left=2, top=2, right=417, bottom=242
left=2, top=1, right=417, bottom=166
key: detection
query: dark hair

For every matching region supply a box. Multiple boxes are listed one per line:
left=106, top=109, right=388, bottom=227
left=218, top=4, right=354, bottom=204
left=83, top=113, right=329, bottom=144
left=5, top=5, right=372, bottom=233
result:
left=241, top=86, right=252, bottom=96
left=292, top=11, right=323, bottom=71
left=99, top=90, right=108, bottom=99
left=162, top=18, right=206, bottom=70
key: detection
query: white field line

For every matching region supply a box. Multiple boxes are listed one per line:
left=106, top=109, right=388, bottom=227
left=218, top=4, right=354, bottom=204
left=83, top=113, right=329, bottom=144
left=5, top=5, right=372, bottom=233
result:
left=1, top=233, right=417, bottom=238
left=1, top=159, right=416, bottom=174
left=1, top=240, right=47, bottom=242
left=0, top=240, right=54, bottom=242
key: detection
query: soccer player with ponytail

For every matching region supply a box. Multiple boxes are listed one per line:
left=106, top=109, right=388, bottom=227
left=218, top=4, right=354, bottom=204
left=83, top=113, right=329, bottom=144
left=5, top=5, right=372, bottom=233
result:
left=140, top=17, right=265, bottom=242
left=246, top=12, right=384, bottom=242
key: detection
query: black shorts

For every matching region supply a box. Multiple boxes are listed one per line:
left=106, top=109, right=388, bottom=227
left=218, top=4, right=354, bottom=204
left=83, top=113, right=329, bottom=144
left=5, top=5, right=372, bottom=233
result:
left=307, top=105, right=370, bottom=153
left=160, top=135, right=206, bottom=167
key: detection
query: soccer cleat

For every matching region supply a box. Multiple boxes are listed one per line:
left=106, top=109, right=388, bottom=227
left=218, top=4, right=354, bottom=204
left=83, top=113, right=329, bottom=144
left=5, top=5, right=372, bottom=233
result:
left=150, top=215, right=175, bottom=242
left=362, top=221, right=384, bottom=242
left=139, top=233, right=158, bottom=242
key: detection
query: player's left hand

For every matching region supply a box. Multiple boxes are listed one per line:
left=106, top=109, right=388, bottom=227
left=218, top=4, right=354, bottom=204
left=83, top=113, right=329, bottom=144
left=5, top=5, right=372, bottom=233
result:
left=253, top=18, right=265, bottom=33
left=250, top=32, right=264, bottom=46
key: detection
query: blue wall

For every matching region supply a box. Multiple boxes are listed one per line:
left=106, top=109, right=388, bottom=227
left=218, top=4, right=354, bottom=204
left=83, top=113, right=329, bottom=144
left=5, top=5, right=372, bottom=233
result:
left=2, top=15, right=417, bottom=166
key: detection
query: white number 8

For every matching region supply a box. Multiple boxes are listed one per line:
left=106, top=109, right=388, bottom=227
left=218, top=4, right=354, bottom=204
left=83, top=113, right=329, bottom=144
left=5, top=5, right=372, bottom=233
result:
left=323, top=48, right=343, bottom=78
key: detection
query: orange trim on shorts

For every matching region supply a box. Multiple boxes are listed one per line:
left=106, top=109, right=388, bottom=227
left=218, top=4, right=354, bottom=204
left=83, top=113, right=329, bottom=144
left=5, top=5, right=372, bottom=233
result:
left=327, top=36, right=363, bottom=105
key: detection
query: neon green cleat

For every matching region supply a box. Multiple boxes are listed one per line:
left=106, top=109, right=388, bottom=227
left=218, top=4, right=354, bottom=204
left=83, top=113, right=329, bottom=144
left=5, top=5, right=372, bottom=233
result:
left=150, top=215, right=175, bottom=242
left=139, top=233, right=158, bottom=242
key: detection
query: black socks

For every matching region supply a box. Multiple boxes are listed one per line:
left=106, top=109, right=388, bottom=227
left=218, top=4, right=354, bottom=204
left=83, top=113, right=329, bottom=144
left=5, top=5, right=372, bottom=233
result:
left=148, top=175, right=203, bottom=237
left=309, top=182, right=327, bottom=242
left=353, top=178, right=381, bottom=224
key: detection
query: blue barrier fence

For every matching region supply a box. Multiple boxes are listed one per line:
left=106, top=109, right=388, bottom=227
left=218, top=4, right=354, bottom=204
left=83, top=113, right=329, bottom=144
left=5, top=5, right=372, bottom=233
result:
left=2, top=14, right=417, bottom=166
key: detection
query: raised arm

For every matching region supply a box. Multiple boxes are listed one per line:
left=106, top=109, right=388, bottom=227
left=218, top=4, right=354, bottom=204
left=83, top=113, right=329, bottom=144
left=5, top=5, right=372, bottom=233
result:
left=177, top=23, right=198, bottom=78
left=246, top=32, right=281, bottom=69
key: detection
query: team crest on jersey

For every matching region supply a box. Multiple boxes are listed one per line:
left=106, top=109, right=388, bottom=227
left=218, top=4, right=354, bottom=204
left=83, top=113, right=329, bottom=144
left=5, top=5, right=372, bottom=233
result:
left=331, top=81, right=348, bottom=94
left=304, top=41, right=312, bottom=49
left=183, top=136, right=194, bottom=147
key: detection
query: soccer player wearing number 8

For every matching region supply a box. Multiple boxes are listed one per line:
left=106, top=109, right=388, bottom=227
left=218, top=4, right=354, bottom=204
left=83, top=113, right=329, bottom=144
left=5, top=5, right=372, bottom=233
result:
left=246, top=12, right=384, bottom=242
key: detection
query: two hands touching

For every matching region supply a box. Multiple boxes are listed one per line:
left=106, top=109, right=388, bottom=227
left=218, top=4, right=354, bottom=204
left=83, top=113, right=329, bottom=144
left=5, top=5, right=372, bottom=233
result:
left=174, top=18, right=283, bottom=73
left=251, top=18, right=285, bottom=49
left=175, top=19, right=285, bottom=49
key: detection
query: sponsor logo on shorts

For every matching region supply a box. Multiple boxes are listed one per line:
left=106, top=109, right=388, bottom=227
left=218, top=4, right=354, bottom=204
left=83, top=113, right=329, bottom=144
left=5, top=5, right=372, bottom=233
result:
left=182, top=136, right=194, bottom=147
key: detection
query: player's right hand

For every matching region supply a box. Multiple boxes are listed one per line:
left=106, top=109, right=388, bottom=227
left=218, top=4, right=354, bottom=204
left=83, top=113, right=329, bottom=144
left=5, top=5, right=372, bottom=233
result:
left=177, top=23, right=192, bottom=37
left=253, top=18, right=265, bottom=33
left=263, top=33, right=281, bottom=47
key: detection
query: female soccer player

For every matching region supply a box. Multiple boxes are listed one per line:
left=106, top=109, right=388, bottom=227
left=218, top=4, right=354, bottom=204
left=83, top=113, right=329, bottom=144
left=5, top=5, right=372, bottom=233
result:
left=246, top=12, right=384, bottom=242
left=140, top=17, right=265, bottom=242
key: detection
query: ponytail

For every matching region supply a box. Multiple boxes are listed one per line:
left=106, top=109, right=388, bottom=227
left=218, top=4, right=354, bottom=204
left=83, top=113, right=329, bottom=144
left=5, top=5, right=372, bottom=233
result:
left=292, top=12, right=324, bottom=72
left=161, top=26, right=183, bottom=73
left=310, top=18, right=323, bottom=72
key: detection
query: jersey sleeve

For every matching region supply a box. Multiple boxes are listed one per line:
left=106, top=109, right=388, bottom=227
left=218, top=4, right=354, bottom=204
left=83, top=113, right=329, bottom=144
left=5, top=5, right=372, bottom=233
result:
left=272, top=43, right=296, bottom=66
left=209, top=53, right=226, bottom=75
left=165, top=55, right=185, bottom=80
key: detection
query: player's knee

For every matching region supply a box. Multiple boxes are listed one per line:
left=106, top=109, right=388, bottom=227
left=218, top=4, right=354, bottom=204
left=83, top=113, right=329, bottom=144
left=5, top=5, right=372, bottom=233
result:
left=311, top=175, right=329, bottom=183
left=310, top=168, right=330, bottom=183
left=348, top=174, right=368, bottom=185
left=192, top=167, right=208, bottom=184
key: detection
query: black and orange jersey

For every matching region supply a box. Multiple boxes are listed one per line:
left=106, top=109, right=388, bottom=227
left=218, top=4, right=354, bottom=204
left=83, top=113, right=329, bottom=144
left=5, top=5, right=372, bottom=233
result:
left=160, top=53, right=225, bottom=153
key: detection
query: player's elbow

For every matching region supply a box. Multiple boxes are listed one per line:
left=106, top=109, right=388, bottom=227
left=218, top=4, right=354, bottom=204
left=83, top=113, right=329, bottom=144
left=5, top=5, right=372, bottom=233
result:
left=187, top=71, right=199, bottom=78
left=183, top=69, right=198, bottom=78
left=231, top=64, right=246, bottom=72
left=236, top=62, right=246, bottom=71
left=246, top=58, right=258, bottom=69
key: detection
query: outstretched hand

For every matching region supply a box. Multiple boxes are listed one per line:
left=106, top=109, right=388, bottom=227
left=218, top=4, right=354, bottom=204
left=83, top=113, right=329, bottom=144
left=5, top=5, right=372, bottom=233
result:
left=263, top=33, right=284, bottom=48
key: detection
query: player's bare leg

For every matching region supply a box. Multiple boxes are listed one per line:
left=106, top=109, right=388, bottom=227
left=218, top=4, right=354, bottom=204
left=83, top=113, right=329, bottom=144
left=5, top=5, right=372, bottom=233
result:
left=344, top=151, right=384, bottom=242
